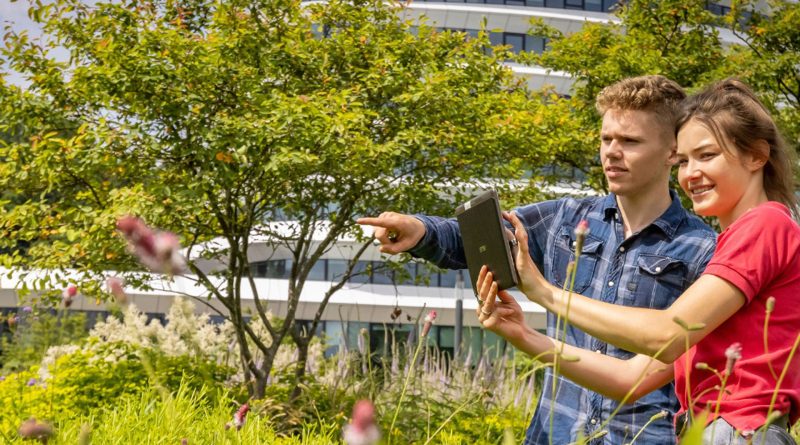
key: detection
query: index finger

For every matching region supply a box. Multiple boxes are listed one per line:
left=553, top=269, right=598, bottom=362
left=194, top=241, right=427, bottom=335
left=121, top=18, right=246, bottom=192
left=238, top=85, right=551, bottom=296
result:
left=356, top=216, right=391, bottom=228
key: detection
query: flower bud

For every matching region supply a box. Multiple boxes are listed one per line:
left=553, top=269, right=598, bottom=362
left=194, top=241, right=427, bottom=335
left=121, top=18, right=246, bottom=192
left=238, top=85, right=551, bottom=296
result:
left=421, top=310, right=437, bottom=337
left=725, top=342, right=742, bottom=375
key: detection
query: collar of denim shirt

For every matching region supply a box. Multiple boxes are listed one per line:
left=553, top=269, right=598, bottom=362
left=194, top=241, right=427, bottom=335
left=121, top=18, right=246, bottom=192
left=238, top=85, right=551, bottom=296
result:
left=601, top=190, right=687, bottom=240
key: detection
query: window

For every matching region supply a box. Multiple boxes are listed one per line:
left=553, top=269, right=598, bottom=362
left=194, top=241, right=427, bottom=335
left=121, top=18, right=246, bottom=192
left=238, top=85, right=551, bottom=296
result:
left=504, top=33, right=525, bottom=54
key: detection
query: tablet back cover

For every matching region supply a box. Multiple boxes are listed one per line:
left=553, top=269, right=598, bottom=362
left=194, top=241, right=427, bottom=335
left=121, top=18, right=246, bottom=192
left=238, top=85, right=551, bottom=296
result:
left=455, top=190, right=518, bottom=291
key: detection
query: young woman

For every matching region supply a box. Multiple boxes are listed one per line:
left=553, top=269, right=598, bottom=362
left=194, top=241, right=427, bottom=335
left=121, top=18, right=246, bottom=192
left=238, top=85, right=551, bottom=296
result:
left=476, top=79, right=800, bottom=444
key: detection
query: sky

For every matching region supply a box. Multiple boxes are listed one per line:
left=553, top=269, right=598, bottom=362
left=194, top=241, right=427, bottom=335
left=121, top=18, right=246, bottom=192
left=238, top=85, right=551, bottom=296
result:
left=1, top=0, right=63, bottom=87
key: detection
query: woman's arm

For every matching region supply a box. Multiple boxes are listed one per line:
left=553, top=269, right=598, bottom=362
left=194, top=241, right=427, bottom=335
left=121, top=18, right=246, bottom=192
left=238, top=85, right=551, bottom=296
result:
left=486, top=212, right=747, bottom=363
left=478, top=288, right=675, bottom=402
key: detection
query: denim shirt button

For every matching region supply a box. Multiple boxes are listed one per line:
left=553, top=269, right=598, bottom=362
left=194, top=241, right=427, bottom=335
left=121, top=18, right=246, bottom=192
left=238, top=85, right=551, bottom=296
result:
left=590, top=418, right=597, bottom=425
left=619, top=246, right=625, bottom=252
left=655, top=266, right=662, bottom=273
left=607, top=280, right=614, bottom=287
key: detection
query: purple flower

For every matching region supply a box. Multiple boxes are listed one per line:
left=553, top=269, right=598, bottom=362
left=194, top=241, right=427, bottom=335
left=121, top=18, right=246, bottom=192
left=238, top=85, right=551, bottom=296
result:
left=0, top=375, right=6, bottom=382
left=26, top=378, right=36, bottom=387
left=22, top=306, right=32, bottom=313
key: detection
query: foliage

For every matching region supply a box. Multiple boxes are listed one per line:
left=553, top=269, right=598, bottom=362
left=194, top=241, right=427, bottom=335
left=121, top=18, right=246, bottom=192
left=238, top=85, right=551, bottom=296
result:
left=0, top=309, right=88, bottom=373
left=724, top=0, right=800, bottom=152
left=514, top=0, right=727, bottom=193
left=0, top=0, right=573, bottom=398
left=0, top=341, right=235, bottom=438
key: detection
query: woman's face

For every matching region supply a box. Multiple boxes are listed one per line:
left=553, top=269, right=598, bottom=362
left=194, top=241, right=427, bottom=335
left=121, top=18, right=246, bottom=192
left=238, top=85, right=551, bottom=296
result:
left=676, top=119, right=763, bottom=228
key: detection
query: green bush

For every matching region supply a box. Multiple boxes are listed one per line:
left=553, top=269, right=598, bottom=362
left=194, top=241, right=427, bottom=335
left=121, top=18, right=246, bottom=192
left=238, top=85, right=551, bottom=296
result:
left=0, top=341, right=235, bottom=439
left=0, top=310, right=88, bottom=373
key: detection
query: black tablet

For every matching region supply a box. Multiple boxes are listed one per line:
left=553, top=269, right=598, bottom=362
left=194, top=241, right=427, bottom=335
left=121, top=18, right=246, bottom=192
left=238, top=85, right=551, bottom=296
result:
left=455, top=189, right=518, bottom=293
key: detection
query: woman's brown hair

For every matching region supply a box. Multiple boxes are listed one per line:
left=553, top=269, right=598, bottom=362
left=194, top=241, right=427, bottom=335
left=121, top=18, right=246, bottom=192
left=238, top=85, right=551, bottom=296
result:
left=677, top=78, right=798, bottom=216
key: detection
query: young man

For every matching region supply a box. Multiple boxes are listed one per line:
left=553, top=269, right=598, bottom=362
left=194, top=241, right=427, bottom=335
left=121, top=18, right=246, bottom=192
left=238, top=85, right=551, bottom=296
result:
left=357, top=75, right=716, bottom=444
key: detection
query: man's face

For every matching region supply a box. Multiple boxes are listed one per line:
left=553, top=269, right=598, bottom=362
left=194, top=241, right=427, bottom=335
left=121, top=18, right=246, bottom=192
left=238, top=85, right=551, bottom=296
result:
left=599, top=109, right=675, bottom=197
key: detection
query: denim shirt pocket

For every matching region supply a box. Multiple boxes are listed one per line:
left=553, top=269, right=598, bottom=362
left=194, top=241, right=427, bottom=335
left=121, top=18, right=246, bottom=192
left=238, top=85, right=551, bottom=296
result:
left=629, top=254, right=687, bottom=309
left=552, top=226, right=603, bottom=294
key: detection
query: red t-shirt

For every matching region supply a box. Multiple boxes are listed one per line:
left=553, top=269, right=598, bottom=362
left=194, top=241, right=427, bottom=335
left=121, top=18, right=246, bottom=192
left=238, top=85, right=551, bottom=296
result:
left=674, top=202, right=800, bottom=432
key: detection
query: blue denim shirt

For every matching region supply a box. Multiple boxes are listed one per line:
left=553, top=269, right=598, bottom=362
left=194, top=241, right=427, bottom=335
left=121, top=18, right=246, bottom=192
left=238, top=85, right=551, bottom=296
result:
left=410, top=191, right=716, bottom=445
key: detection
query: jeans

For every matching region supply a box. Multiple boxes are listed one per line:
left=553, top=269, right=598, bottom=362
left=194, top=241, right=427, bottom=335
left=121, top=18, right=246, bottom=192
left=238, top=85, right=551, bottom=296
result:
left=702, top=418, right=795, bottom=445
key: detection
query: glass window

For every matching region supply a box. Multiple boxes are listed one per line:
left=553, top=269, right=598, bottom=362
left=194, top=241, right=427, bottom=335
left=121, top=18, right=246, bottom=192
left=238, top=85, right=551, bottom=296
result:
left=438, top=326, right=455, bottom=348
left=506, top=0, right=525, bottom=5
left=266, top=259, right=292, bottom=279
left=327, top=259, right=349, bottom=282
left=371, top=261, right=394, bottom=285
left=439, top=269, right=458, bottom=288
left=504, top=33, right=525, bottom=54
left=584, top=0, right=602, bottom=11
left=603, top=0, right=618, bottom=11
left=345, top=321, right=370, bottom=352
left=525, top=35, right=546, bottom=54
left=545, top=0, right=565, bottom=7
left=307, top=259, right=326, bottom=281
left=323, top=320, right=344, bottom=357
left=489, top=31, right=504, bottom=48
left=349, top=261, right=371, bottom=284
left=565, top=0, right=583, bottom=9
left=525, top=0, right=545, bottom=5
left=464, top=29, right=480, bottom=40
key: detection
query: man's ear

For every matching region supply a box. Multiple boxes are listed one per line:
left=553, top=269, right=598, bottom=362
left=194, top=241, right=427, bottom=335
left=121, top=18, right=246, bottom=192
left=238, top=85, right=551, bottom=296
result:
left=666, top=143, right=678, bottom=166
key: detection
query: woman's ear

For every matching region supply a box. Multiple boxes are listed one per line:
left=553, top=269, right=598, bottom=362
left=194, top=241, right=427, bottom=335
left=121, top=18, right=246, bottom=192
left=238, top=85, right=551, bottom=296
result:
left=745, top=140, right=770, bottom=171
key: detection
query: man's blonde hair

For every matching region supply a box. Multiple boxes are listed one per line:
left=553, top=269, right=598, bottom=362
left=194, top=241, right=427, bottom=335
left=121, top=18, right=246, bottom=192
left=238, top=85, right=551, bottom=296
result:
left=596, top=75, right=686, bottom=131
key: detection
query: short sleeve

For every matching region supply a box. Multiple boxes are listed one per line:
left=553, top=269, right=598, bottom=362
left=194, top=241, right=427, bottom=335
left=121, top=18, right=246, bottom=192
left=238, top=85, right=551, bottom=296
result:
left=702, top=204, right=797, bottom=302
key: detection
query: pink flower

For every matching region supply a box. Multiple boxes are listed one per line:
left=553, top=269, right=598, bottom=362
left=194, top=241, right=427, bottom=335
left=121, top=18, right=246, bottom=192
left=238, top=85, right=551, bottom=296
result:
left=116, top=216, right=186, bottom=275
left=343, top=400, right=380, bottom=445
left=226, top=403, right=249, bottom=430
left=725, top=342, right=742, bottom=375
left=574, top=220, right=590, bottom=237
left=421, top=310, right=437, bottom=337
left=106, top=277, right=128, bottom=305
left=18, top=418, right=53, bottom=443
left=62, top=285, right=78, bottom=308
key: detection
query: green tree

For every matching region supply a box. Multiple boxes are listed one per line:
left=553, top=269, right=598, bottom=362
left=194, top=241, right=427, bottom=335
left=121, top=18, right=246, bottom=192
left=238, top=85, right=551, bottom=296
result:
left=517, top=0, right=729, bottom=191
left=724, top=0, right=800, bottom=151
left=0, top=0, right=576, bottom=398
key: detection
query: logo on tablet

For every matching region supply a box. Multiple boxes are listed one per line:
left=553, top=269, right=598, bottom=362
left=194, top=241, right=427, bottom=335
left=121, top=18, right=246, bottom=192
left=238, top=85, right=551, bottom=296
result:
left=479, top=245, right=487, bottom=253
